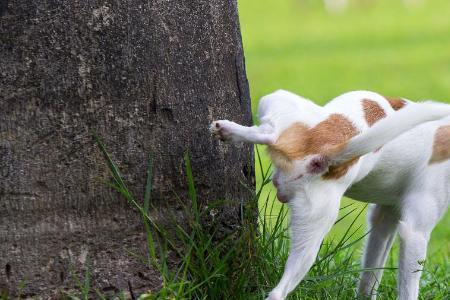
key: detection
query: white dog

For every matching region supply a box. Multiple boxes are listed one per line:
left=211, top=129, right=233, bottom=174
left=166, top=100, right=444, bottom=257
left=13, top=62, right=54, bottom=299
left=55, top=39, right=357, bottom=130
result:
left=211, top=90, right=450, bottom=300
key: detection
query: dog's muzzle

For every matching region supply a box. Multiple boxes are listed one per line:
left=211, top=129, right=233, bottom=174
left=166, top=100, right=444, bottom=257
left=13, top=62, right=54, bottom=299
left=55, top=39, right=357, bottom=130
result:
left=273, top=173, right=289, bottom=203
left=276, top=190, right=289, bottom=203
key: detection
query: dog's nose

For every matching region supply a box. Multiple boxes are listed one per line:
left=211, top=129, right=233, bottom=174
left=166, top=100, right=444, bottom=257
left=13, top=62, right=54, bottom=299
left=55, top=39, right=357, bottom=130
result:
left=277, top=190, right=289, bottom=203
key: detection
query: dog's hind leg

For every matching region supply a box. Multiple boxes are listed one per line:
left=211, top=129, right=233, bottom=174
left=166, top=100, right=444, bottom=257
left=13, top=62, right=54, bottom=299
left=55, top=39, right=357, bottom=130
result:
left=210, top=119, right=276, bottom=144
left=358, top=204, right=400, bottom=300
left=397, top=192, right=443, bottom=300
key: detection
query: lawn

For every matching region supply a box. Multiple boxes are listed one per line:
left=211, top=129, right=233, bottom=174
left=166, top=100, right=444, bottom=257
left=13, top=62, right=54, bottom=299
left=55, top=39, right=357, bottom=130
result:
left=239, top=0, right=450, bottom=263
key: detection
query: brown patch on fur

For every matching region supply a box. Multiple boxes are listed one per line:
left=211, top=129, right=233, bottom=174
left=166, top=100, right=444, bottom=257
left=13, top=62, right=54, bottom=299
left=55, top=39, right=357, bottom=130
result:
left=385, top=97, right=406, bottom=111
left=429, top=125, right=450, bottom=164
left=268, top=114, right=359, bottom=178
left=362, top=99, right=386, bottom=127
left=267, top=149, right=295, bottom=172
left=268, top=122, right=310, bottom=163
left=309, top=114, right=358, bottom=157
left=323, top=157, right=360, bottom=180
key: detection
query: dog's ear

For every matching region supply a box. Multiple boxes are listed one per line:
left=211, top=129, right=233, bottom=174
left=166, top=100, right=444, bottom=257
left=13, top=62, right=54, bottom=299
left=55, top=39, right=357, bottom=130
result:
left=306, top=155, right=329, bottom=174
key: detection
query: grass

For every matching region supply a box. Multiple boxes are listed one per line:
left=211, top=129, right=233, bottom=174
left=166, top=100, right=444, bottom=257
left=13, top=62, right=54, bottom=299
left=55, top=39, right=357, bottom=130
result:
left=238, top=0, right=450, bottom=262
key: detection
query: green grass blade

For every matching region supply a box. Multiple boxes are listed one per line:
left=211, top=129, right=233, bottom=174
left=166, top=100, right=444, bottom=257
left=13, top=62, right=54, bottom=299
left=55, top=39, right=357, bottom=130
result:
left=184, top=151, right=200, bottom=224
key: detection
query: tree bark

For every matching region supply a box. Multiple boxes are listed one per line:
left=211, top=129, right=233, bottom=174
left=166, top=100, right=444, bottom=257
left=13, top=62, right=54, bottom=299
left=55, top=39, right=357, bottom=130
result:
left=0, top=0, right=253, bottom=297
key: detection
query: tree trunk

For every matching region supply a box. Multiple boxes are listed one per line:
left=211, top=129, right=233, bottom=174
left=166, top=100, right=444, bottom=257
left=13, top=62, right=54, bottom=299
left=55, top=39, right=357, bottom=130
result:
left=0, top=0, right=253, bottom=297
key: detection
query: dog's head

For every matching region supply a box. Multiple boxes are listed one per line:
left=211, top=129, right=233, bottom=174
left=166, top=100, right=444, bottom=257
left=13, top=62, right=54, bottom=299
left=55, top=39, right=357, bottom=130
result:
left=271, top=155, right=329, bottom=202
left=267, top=114, right=359, bottom=203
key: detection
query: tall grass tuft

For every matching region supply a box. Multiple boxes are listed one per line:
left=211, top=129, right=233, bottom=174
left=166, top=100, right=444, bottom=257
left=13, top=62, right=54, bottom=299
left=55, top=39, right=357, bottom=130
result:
left=92, top=137, right=449, bottom=300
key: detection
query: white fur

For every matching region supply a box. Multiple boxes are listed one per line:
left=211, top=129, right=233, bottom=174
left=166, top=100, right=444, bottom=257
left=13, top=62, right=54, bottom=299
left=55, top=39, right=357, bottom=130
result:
left=210, top=90, right=450, bottom=300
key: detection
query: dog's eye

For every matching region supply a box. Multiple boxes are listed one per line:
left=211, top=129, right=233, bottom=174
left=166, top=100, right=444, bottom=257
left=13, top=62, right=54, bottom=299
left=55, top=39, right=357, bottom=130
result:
left=292, top=174, right=303, bottom=181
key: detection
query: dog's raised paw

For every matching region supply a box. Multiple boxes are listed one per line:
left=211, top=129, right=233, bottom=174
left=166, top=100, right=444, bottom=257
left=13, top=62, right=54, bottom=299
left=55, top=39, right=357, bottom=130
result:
left=210, top=120, right=234, bottom=141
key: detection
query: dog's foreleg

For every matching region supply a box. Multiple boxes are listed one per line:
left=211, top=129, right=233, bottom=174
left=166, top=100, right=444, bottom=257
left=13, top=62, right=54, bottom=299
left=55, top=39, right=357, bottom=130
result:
left=267, top=195, right=341, bottom=300
left=358, top=205, right=400, bottom=299
left=210, top=120, right=276, bottom=144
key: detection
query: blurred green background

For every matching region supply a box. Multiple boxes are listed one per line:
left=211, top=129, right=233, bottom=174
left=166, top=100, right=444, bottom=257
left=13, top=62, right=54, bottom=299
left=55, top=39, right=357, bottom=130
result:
left=238, top=0, right=450, bottom=262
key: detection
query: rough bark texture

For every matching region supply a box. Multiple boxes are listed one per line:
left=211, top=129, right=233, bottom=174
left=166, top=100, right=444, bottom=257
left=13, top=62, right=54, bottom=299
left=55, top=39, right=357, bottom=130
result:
left=0, top=0, right=253, bottom=297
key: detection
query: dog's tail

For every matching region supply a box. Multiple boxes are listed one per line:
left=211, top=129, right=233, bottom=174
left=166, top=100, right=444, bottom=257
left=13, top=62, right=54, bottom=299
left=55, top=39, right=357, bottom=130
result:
left=332, top=101, right=450, bottom=163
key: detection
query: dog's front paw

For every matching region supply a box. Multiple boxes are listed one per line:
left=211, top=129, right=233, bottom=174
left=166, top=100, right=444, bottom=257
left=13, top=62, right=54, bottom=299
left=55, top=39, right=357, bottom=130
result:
left=210, top=120, right=235, bottom=141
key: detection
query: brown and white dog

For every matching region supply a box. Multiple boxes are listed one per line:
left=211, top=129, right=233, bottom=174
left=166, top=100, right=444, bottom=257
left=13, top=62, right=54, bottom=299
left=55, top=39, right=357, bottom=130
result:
left=211, top=90, right=450, bottom=300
